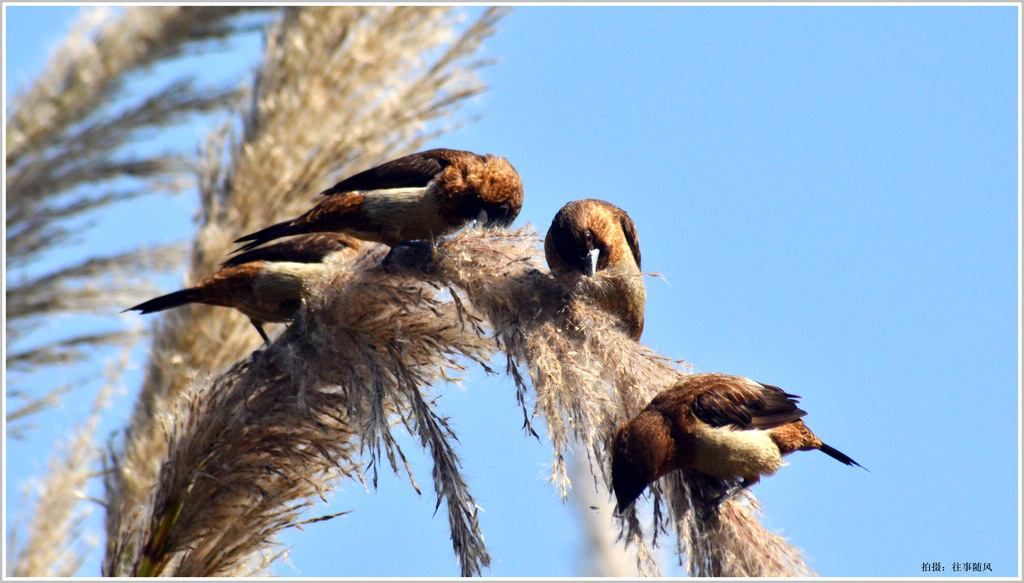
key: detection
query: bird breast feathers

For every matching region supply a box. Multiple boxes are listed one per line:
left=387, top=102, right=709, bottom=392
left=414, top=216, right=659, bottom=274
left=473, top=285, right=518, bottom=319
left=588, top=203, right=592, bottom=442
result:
left=359, top=186, right=450, bottom=238
left=689, top=422, right=784, bottom=482
left=253, top=262, right=326, bottom=298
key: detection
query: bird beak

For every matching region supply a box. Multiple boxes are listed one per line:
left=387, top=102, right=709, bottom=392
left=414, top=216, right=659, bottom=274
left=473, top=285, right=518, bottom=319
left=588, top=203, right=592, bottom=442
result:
left=475, top=208, right=489, bottom=227
left=587, top=247, right=599, bottom=276
left=481, top=205, right=516, bottom=228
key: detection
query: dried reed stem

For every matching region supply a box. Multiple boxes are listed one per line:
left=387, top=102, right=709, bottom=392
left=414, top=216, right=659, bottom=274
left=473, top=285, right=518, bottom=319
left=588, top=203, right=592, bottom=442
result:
left=568, top=451, right=642, bottom=577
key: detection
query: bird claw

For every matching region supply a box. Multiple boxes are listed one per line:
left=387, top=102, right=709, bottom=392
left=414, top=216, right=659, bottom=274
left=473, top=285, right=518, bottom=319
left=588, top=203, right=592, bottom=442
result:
left=699, top=480, right=750, bottom=521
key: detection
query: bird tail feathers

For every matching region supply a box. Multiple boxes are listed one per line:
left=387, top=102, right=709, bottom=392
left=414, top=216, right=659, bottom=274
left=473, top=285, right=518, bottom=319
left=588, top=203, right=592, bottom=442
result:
left=124, top=288, right=202, bottom=314
left=820, top=442, right=866, bottom=471
left=233, top=219, right=305, bottom=253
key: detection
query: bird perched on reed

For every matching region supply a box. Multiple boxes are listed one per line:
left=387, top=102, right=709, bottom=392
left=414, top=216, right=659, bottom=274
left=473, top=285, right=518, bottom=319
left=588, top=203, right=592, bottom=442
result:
left=125, top=233, right=357, bottom=345
left=544, top=199, right=645, bottom=340
left=611, top=373, right=863, bottom=512
left=233, top=148, right=524, bottom=254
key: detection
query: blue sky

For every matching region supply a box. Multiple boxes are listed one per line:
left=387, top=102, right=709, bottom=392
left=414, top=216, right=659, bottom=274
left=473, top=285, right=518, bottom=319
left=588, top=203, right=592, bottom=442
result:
left=4, top=4, right=1020, bottom=578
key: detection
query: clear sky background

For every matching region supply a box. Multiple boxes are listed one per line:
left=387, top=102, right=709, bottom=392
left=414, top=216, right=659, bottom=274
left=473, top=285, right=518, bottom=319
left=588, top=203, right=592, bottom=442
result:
left=4, top=4, right=1020, bottom=578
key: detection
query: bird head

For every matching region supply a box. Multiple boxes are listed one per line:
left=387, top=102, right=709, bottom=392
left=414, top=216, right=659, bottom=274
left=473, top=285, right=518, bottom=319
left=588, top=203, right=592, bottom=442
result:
left=606, top=418, right=663, bottom=508
left=456, top=154, right=523, bottom=229
left=554, top=226, right=602, bottom=276
left=468, top=200, right=520, bottom=229
left=610, top=415, right=669, bottom=513
left=611, top=451, right=648, bottom=513
left=545, top=199, right=632, bottom=277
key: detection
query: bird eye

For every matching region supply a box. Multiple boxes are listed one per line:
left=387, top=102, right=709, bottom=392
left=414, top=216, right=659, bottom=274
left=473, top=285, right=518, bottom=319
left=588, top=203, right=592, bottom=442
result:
left=584, top=230, right=594, bottom=245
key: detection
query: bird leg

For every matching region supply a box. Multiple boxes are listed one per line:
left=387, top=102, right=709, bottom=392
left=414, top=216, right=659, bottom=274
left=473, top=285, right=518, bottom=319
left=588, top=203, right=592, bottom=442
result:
left=704, top=478, right=756, bottom=520
left=690, top=477, right=756, bottom=523
left=382, top=240, right=438, bottom=274
left=250, top=320, right=271, bottom=346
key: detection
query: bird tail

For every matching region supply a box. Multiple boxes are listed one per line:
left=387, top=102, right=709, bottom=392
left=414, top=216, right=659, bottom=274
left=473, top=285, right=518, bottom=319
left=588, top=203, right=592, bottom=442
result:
left=124, top=288, right=202, bottom=314
left=233, top=219, right=306, bottom=253
left=820, top=442, right=867, bottom=471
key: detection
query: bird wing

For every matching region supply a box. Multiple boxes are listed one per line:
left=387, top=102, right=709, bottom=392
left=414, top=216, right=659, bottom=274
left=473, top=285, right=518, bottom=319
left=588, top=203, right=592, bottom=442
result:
left=690, top=377, right=807, bottom=430
left=320, top=149, right=470, bottom=195
left=222, top=233, right=357, bottom=268
left=232, top=192, right=367, bottom=252
left=299, top=191, right=368, bottom=227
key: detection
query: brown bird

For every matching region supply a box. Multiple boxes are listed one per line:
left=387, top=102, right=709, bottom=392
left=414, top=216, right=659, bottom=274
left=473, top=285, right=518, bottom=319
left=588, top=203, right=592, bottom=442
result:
left=125, top=233, right=356, bottom=345
left=544, top=199, right=645, bottom=340
left=233, top=148, right=524, bottom=253
left=611, top=373, right=863, bottom=512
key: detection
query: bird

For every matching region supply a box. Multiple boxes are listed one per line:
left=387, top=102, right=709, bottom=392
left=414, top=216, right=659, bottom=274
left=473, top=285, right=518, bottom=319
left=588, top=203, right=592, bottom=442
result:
left=232, top=148, right=524, bottom=253
left=124, top=233, right=356, bottom=345
left=544, top=198, right=645, bottom=340
left=610, top=373, right=863, bottom=512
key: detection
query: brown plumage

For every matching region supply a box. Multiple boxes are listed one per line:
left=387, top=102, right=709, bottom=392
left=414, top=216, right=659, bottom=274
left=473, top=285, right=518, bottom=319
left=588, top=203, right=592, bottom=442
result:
left=544, top=199, right=645, bottom=340
left=221, top=232, right=360, bottom=268
left=611, top=373, right=862, bottom=512
left=125, top=233, right=356, bottom=345
left=233, top=148, right=524, bottom=252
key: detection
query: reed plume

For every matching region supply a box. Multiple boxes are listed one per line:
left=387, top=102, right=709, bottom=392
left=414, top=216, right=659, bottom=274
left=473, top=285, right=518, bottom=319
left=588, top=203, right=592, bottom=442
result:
left=9, top=6, right=818, bottom=576
left=392, top=226, right=815, bottom=577
left=106, top=242, right=497, bottom=575
left=5, top=5, right=271, bottom=430
left=6, top=6, right=270, bottom=575
left=6, top=355, right=123, bottom=577
left=103, top=6, right=508, bottom=576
